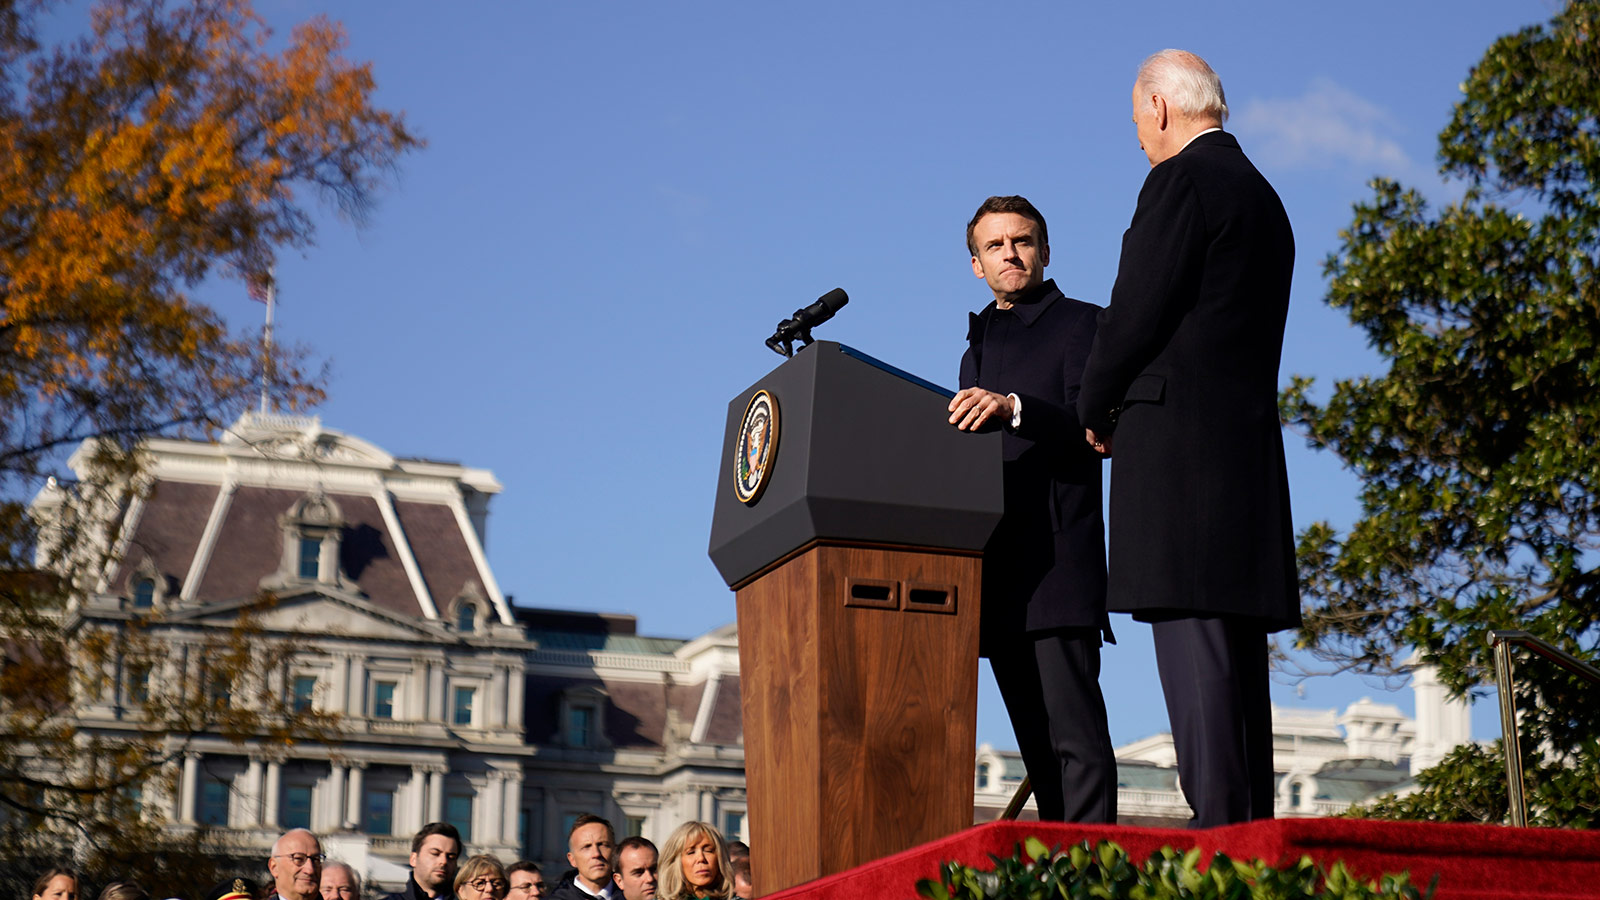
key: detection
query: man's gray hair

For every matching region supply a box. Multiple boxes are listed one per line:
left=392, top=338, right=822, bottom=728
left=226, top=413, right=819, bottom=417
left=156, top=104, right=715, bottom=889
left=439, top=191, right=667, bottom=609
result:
left=1137, top=49, right=1228, bottom=123
left=324, top=860, right=362, bottom=897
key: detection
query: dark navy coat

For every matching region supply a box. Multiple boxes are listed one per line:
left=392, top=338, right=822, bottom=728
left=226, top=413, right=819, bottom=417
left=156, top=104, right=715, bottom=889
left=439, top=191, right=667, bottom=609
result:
left=1077, top=131, right=1301, bottom=631
left=960, top=279, right=1110, bottom=656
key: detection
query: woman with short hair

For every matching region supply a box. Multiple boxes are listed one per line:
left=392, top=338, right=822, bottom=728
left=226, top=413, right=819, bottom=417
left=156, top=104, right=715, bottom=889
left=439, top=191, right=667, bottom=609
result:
left=454, top=855, right=508, bottom=900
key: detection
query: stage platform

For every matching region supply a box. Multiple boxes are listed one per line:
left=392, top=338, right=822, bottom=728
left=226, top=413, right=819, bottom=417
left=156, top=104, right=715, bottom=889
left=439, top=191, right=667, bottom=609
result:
left=763, top=817, right=1600, bottom=900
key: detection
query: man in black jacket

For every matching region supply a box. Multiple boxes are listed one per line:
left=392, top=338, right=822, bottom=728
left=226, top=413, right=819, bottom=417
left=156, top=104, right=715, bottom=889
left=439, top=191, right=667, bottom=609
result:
left=382, top=823, right=462, bottom=900
left=1078, top=49, right=1300, bottom=827
left=947, top=195, right=1116, bottom=823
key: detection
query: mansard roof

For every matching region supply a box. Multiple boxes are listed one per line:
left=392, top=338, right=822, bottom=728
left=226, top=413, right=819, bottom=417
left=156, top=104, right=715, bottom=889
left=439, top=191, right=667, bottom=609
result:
left=80, top=412, right=510, bottom=626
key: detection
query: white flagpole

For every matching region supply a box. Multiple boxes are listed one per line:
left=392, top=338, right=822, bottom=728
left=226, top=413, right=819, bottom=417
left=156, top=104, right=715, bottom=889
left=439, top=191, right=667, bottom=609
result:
left=260, top=267, right=276, bottom=414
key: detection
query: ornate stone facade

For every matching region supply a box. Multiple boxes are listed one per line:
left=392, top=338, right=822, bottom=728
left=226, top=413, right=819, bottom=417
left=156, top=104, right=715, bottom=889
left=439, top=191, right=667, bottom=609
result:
left=33, top=414, right=1469, bottom=887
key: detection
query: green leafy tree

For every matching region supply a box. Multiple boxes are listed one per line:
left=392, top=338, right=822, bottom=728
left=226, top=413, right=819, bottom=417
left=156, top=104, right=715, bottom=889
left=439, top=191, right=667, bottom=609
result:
left=1282, top=0, right=1600, bottom=826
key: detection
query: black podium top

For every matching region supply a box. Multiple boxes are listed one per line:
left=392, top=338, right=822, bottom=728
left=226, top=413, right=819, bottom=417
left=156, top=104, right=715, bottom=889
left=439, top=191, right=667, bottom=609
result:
left=707, top=341, right=1003, bottom=588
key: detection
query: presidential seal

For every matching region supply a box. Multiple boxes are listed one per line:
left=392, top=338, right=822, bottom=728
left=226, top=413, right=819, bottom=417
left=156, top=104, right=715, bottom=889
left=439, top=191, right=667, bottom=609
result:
left=734, top=390, right=779, bottom=504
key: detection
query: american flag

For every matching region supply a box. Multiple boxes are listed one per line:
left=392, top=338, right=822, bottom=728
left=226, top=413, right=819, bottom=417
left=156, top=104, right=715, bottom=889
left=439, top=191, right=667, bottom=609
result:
left=247, top=273, right=273, bottom=303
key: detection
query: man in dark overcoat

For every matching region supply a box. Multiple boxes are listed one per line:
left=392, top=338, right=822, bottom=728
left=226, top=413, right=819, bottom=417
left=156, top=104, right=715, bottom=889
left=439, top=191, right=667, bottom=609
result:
left=947, top=195, right=1116, bottom=823
left=1077, top=49, right=1301, bottom=827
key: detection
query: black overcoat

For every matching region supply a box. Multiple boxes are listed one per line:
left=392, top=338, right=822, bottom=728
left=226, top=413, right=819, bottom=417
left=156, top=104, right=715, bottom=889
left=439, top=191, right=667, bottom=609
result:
left=1076, top=131, right=1301, bottom=631
left=960, top=279, right=1110, bottom=655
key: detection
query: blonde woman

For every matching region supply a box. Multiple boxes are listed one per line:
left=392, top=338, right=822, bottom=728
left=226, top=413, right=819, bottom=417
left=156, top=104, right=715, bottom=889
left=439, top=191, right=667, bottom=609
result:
left=657, top=822, right=733, bottom=900
left=454, top=855, right=509, bottom=900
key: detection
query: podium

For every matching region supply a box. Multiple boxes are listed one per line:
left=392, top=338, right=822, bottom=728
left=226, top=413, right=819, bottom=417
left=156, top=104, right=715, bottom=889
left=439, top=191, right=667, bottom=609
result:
left=708, top=341, right=1003, bottom=897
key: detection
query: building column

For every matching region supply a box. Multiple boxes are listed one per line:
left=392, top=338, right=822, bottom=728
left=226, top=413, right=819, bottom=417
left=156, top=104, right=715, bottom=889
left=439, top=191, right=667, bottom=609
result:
left=264, top=759, right=283, bottom=828
left=502, top=771, right=522, bottom=850
left=429, top=664, right=446, bottom=723
left=243, top=757, right=265, bottom=826
left=346, top=762, right=365, bottom=831
left=330, top=653, right=350, bottom=716
left=179, top=752, right=200, bottom=824
left=408, top=766, right=428, bottom=831
left=506, top=667, right=525, bottom=731
left=323, top=764, right=347, bottom=831
left=489, top=667, right=507, bottom=729
left=482, top=772, right=505, bottom=845
left=348, top=656, right=366, bottom=718
left=427, top=767, right=444, bottom=823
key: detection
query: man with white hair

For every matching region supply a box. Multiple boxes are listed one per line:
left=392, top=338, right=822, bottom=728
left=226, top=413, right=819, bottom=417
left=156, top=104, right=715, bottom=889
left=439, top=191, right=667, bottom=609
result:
left=321, top=861, right=362, bottom=900
left=267, top=828, right=326, bottom=900
left=1078, top=48, right=1300, bottom=827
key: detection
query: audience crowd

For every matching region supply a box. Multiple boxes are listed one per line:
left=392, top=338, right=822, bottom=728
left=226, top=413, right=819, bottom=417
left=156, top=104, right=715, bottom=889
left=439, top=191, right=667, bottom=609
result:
left=25, top=817, right=749, bottom=900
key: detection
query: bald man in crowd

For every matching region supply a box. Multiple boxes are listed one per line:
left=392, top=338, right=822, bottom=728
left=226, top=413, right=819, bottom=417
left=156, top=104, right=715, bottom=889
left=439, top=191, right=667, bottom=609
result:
left=267, top=829, right=325, bottom=900
left=1078, top=48, right=1299, bottom=827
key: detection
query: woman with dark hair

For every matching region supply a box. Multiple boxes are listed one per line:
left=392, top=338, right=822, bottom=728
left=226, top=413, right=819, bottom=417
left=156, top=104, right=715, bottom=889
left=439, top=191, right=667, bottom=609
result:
left=657, top=822, right=732, bottom=900
left=33, top=869, right=80, bottom=900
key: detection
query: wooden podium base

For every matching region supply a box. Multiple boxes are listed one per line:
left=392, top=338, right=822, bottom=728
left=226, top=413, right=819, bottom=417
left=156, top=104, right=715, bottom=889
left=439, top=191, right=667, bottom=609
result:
left=735, top=541, right=981, bottom=897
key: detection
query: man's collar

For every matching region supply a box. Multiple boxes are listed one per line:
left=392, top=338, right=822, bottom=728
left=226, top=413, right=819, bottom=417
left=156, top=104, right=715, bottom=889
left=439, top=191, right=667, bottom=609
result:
left=1179, top=126, right=1223, bottom=154
left=996, top=278, right=1061, bottom=326
left=573, top=879, right=612, bottom=899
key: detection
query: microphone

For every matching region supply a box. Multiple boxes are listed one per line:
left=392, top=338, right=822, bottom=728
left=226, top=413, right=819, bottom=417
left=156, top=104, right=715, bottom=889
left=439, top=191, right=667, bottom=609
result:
left=766, top=288, right=849, bottom=358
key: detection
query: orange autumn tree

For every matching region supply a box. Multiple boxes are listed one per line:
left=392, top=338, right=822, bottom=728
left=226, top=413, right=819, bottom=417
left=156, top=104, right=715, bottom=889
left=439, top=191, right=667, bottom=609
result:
left=0, top=0, right=417, bottom=872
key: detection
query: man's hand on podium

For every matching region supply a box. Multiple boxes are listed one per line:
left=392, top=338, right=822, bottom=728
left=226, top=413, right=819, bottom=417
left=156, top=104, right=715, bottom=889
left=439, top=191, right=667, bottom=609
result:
left=949, top=388, right=1014, bottom=432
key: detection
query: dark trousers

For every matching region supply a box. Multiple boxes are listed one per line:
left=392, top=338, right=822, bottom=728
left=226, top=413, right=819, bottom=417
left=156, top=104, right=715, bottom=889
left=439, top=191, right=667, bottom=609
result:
left=990, top=628, right=1117, bottom=823
left=1151, top=616, right=1275, bottom=827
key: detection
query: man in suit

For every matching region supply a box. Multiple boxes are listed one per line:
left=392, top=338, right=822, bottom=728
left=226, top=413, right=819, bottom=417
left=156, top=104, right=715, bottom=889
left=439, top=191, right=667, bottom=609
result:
left=947, top=195, right=1117, bottom=823
left=1077, top=49, right=1300, bottom=827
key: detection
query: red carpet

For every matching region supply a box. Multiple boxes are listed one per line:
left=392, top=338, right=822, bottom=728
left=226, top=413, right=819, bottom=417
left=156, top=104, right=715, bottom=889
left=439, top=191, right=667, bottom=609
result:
left=763, top=818, right=1600, bottom=900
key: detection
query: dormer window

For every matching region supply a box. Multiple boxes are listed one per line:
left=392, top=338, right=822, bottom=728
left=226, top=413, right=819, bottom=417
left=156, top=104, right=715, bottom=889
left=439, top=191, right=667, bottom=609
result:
left=298, top=537, right=321, bottom=579
left=125, top=558, right=170, bottom=611
left=977, top=762, right=990, bottom=790
left=265, top=491, right=347, bottom=592
left=456, top=603, right=477, bottom=633
left=558, top=685, right=609, bottom=750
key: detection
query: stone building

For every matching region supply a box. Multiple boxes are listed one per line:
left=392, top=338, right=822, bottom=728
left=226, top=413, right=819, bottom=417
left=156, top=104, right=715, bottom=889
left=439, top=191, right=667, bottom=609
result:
left=32, top=413, right=1470, bottom=886
left=33, top=413, right=746, bottom=883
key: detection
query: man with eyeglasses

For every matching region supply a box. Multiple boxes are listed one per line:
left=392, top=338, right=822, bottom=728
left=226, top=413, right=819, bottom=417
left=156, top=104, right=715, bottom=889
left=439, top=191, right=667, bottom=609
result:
left=267, top=829, right=325, bottom=900
left=321, top=861, right=362, bottom=900
left=506, top=863, right=546, bottom=900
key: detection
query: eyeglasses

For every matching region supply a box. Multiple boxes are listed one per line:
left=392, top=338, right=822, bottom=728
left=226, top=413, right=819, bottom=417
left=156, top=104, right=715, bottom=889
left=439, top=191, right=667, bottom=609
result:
left=273, top=853, right=326, bottom=868
left=468, top=879, right=507, bottom=893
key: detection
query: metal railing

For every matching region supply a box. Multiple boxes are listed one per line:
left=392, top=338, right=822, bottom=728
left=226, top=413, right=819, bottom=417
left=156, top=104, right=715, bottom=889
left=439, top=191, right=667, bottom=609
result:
left=1489, top=629, right=1600, bottom=827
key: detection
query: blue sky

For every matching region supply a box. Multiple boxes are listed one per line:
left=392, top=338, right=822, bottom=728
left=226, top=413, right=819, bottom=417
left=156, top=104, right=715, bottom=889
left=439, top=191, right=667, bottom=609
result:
left=154, top=0, right=1556, bottom=749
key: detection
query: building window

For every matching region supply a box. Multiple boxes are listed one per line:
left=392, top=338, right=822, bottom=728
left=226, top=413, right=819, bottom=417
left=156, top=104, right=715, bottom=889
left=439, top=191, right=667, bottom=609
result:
left=453, top=686, right=476, bottom=727
left=207, top=671, right=232, bottom=706
left=977, top=763, right=990, bottom=790
left=365, top=788, right=394, bottom=835
left=128, top=664, right=150, bottom=704
left=625, top=815, right=645, bottom=838
left=292, top=675, right=317, bottom=713
left=373, top=681, right=396, bottom=719
left=132, top=578, right=156, bottom=609
left=298, top=536, right=321, bottom=579
left=456, top=603, right=476, bottom=633
left=198, top=776, right=230, bottom=826
left=722, top=811, right=744, bottom=842
left=569, top=706, right=593, bottom=748
left=1289, top=781, right=1303, bottom=808
left=446, top=794, right=473, bottom=841
left=283, top=785, right=313, bottom=830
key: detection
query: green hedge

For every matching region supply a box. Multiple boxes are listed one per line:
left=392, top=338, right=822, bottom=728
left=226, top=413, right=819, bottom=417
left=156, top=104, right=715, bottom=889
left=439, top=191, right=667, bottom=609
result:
left=916, top=837, right=1435, bottom=900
